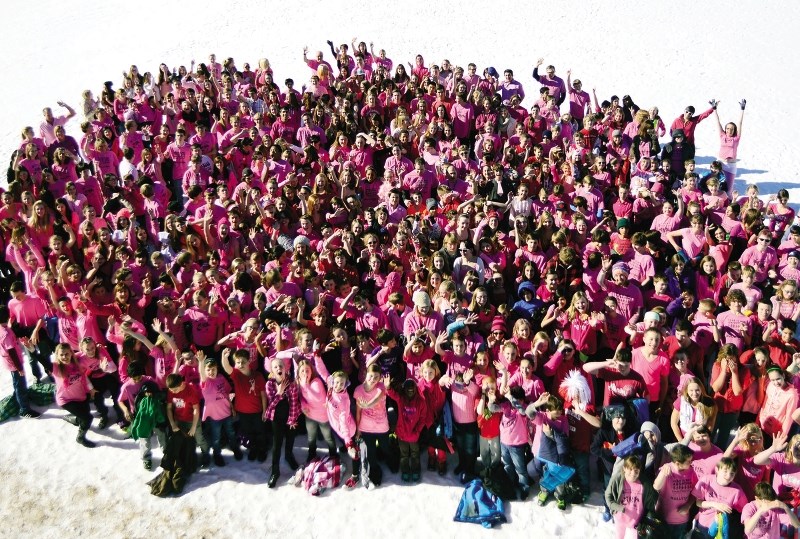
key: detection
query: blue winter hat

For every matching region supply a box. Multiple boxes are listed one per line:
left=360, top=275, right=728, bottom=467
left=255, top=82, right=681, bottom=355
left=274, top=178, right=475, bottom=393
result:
left=487, top=67, right=499, bottom=78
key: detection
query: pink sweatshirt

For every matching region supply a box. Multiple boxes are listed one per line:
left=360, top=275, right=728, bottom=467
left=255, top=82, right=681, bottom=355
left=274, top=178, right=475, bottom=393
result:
left=327, top=388, right=356, bottom=444
left=299, top=377, right=329, bottom=423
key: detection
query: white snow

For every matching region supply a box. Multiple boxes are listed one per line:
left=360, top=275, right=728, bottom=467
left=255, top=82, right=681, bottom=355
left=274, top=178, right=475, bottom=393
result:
left=0, top=1, right=797, bottom=537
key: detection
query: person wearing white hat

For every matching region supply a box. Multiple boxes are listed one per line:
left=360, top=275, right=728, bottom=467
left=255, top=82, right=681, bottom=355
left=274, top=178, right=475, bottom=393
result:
left=402, top=291, right=444, bottom=341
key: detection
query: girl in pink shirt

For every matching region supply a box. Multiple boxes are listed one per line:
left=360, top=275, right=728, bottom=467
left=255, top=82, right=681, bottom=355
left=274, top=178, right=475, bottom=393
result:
left=605, top=455, right=656, bottom=539
left=713, top=104, right=744, bottom=193
left=355, top=364, right=391, bottom=485
left=52, top=343, right=97, bottom=447
left=297, top=359, right=337, bottom=462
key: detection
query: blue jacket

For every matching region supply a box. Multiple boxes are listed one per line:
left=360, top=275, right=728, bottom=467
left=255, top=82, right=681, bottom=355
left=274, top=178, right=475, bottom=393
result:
left=453, top=479, right=507, bottom=528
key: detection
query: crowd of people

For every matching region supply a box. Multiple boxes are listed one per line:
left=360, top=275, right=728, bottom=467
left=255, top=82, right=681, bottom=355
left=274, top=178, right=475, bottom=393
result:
left=0, top=39, right=798, bottom=538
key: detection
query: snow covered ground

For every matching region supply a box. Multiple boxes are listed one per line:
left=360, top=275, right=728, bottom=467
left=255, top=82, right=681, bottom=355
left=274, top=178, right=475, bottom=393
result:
left=0, top=1, right=798, bottom=537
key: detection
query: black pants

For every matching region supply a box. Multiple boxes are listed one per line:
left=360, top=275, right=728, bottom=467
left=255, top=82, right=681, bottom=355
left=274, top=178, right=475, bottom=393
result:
left=62, top=399, right=92, bottom=431
left=270, top=399, right=296, bottom=469
left=90, top=374, right=123, bottom=421
left=237, top=412, right=268, bottom=457
left=19, top=331, right=54, bottom=380
left=360, top=431, right=392, bottom=484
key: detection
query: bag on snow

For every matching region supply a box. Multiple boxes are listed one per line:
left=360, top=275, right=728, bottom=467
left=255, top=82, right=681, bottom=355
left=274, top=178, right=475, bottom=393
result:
left=300, top=456, right=342, bottom=495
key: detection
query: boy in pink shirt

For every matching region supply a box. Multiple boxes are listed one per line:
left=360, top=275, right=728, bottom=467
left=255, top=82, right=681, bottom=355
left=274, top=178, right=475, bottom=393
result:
left=742, top=482, right=800, bottom=539
left=692, top=457, right=748, bottom=536
left=654, top=444, right=698, bottom=538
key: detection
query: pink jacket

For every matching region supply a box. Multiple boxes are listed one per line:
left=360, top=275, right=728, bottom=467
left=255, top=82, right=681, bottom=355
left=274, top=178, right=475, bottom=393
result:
left=327, top=388, right=356, bottom=443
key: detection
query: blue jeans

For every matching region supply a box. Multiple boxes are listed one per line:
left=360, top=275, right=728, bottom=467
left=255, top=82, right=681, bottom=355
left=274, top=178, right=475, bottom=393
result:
left=454, top=421, right=479, bottom=475
left=205, top=416, right=236, bottom=455
left=573, top=451, right=590, bottom=496
left=11, top=371, right=31, bottom=413
left=501, top=443, right=530, bottom=488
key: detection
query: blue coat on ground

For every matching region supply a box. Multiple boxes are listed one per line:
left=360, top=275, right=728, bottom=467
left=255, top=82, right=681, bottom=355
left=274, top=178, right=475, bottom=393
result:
left=453, top=479, right=507, bottom=528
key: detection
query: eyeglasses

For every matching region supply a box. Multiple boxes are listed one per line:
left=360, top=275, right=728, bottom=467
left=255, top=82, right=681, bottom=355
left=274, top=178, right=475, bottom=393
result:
left=563, top=348, right=574, bottom=353
left=460, top=249, right=470, bottom=253
left=758, top=238, right=770, bottom=243
left=674, top=358, right=687, bottom=363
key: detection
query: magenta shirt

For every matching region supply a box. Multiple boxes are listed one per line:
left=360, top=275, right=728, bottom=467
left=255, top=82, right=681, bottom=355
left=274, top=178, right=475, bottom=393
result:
left=53, top=361, right=91, bottom=406
left=354, top=383, right=389, bottom=433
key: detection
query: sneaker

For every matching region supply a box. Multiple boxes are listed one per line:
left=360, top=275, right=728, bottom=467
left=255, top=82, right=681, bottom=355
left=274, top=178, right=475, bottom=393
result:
left=200, top=454, right=210, bottom=469
left=20, top=410, right=41, bottom=419
left=365, top=479, right=376, bottom=491
left=344, top=475, right=358, bottom=489
left=601, top=510, right=612, bottom=522
left=144, top=459, right=153, bottom=471
left=557, top=498, right=567, bottom=511
left=213, top=454, right=226, bottom=467
left=411, top=472, right=421, bottom=482
left=537, top=490, right=549, bottom=506
left=401, top=472, right=411, bottom=483
left=233, top=448, right=244, bottom=461
left=98, top=417, right=109, bottom=429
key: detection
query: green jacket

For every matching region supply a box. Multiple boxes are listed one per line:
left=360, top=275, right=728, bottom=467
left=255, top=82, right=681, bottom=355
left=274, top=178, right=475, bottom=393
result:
left=130, top=395, right=166, bottom=440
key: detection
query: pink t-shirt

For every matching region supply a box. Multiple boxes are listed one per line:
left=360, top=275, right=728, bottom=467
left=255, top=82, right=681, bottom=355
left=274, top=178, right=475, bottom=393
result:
left=688, top=443, right=724, bottom=478
left=719, top=133, right=741, bottom=161
left=692, top=476, right=747, bottom=528
left=769, top=451, right=800, bottom=497
left=631, top=348, right=669, bottom=403
left=52, top=361, right=91, bottom=406
left=716, top=310, right=753, bottom=350
left=740, top=501, right=780, bottom=539
left=614, top=479, right=645, bottom=537
left=655, top=464, right=698, bottom=524
left=498, top=401, right=530, bottom=446
left=200, top=375, right=232, bottom=421
left=354, top=383, right=389, bottom=434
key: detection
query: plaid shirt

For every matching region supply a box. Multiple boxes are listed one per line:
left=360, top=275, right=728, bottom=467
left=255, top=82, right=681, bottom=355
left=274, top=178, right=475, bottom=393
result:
left=265, top=378, right=301, bottom=426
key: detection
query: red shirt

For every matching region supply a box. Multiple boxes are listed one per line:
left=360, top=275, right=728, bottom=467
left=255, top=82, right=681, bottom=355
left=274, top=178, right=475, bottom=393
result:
left=167, top=383, right=201, bottom=423
left=231, top=368, right=266, bottom=414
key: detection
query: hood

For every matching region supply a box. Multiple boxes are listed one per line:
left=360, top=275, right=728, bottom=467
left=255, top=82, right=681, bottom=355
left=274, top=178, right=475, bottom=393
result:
left=517, top=281, right=536, bottom=296
left=640, top=421, right=661, bottom=443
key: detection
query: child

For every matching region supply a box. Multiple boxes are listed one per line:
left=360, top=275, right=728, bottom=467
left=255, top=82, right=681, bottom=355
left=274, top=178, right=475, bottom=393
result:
left=592, top=406, right=636, bottom=521
left=77, top=337, right=122, bottom=429
left=51, top=343, right=96, bottom=447
left=730, top=265, right=763, bottom=314
left=264, top=356, right=301, bottom=488
left=221, top=348, right=267, bottom=463
left=605, top=455, right=657, bottom=539
left=653, top=444, right=698, bottom=539
left=742, top=482, right=800, bottom=539
left=327, top=370, right=366, bottom=489
left=476, top=376, right=502, bottom=471
left=297, top=358, right=337, bottom=463
left=528, top=393, right=570, bottom=509
left=417, top=359, right=449, bottom=475
left=491, top=385, right=532, bottom=499
left=198, top=355, right=241, bottom=466
left=445, top=365, right=481, bottom=482
left=0, top=305, right=40, bottom=418
left=385, top=377, right=428, bottom=482
left=644, top=274, right=674, bottom=311
left=166, top=372, right=210, bottom=468
left=691, top=457, right=748, bottom=537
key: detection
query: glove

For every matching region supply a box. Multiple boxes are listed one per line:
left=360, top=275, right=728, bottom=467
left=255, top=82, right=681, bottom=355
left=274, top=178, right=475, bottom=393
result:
left=739, top=99, right=747, bottom=110
left=326, top=40, right=333, bottom=47
left=709, top=99, right=718, bottom=110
